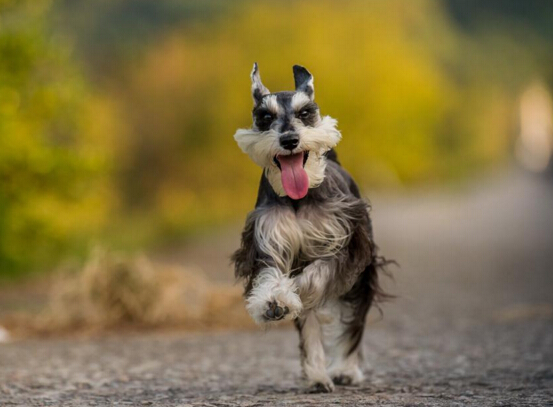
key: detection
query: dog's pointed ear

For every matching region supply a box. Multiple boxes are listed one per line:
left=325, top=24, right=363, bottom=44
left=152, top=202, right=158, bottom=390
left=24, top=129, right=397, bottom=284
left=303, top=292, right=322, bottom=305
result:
left=251, top=62, right=270, bottom=104
left=293, top=65, right=314, bottom=100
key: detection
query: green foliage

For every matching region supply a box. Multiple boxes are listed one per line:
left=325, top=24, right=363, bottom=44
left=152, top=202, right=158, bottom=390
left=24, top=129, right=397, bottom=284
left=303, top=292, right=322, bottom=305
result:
left=1, top=0, right=550, bottom=276
left=0, top=1, right=116, bottom=276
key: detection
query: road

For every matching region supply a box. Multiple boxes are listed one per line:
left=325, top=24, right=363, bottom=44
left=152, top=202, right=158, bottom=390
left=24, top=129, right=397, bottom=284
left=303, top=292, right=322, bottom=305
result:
left=1, top=169, right=553, bottom=406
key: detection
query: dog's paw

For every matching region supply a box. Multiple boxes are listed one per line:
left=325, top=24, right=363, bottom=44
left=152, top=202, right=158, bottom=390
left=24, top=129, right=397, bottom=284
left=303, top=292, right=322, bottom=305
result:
left=257, top=292, right=302, bottom=324
left=330, top=367, right=363, bottom=386
left=332, top=374, right=354, bottom=386
left=263, top=300, right=289, bottom=321
left=307, top=380, right=335, bottom=393
left=245, top=268, right=303, bottom=325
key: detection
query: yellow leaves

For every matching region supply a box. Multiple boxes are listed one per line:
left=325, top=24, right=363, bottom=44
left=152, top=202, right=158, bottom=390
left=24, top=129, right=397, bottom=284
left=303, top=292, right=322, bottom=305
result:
left=0, top=1, right=120, bottom=275
left=1, top=1, right=524, bottom=275
left=105, top=0, right=518, bottom=234
left=157, top=183, right=198, bottom=226
left=0, top=86, right=20, bottom=115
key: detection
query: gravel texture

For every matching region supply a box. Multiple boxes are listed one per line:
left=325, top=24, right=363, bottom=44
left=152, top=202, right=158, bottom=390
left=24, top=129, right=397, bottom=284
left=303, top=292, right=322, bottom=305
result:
left=1, top=320, right=552, bottom=406
left=1, top=170, right=553, bottom=406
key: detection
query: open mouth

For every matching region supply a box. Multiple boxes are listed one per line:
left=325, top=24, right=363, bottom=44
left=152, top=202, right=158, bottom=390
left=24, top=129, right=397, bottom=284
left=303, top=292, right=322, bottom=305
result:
left=273, top=151, right=309, bottom=169
left=272, top=151, right=310, bottom=200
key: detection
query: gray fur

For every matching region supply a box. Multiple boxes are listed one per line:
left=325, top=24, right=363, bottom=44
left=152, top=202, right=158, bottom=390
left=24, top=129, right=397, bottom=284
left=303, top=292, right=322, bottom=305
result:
left=232, top=159, right=386, bottom=388
left=232, top=64, right=388, bottom=392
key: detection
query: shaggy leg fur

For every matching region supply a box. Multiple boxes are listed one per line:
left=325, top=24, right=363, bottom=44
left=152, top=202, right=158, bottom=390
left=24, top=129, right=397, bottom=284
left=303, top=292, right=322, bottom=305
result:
left=295, top=311, right=335, bottom=393
left=293, top=259, right=333, bottom=309
left=320, top=300, right=365, bottom=385
left=294, top=261, right=377, bottom=387
left=245, top=267, right=303, bottom=325
left=325, top=263, right=378, bottom=385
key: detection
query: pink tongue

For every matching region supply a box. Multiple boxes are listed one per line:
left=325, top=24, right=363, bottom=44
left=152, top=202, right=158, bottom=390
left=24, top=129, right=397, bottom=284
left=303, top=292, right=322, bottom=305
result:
left=277, top=152, right=309, bottom=200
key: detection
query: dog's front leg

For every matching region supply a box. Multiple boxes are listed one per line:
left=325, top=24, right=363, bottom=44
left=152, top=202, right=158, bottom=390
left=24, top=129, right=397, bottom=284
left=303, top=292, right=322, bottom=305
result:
left=294, top=259, right=335, bottom=310
left=295, top=311, right=335, bottom=393
left=245, top=267, right=303, bottom=325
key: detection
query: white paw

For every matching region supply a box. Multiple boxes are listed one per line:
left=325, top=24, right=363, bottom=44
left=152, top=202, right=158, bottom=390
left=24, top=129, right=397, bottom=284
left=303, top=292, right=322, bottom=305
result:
left=246, top=267, right=303, bottom=325
left=329, top=366, right=364, bottom=385
left=307, top=377, right=335, bottom=393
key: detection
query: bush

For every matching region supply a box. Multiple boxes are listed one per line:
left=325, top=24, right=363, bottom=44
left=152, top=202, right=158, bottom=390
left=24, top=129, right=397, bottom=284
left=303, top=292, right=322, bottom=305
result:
left=0, top=0, right=117, bottom=276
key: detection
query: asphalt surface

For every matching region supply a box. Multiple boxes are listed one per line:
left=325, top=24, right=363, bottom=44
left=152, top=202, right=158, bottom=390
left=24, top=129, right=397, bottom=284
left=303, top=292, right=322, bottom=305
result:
left=1, top=169, right=553, bottom=406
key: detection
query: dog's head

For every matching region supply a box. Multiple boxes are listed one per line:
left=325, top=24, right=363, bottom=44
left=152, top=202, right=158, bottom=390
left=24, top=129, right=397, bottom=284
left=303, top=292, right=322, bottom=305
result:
left=234, top=63, right=341, bottom=200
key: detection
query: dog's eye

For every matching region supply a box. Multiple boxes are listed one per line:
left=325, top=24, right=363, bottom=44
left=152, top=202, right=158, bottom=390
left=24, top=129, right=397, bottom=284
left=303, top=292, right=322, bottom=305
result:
left=298, top=109, right=310, bottom=119
left=256, top=112, right=273, bottom=124
left=255, top=111, right=274, bottom=130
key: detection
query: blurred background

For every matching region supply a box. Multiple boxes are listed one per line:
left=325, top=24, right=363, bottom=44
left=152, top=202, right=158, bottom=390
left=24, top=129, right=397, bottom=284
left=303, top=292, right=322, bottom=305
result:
left=1, top=0, right=553, bottom=338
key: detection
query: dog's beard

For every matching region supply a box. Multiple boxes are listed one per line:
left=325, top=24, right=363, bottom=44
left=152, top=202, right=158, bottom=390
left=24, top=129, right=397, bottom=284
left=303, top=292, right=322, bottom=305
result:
left=233, top=116, right=341, bottom=198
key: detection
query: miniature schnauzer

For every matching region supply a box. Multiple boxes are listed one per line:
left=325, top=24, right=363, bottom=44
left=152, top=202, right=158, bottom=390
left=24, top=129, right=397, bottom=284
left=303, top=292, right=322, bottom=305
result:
left=232, top=63, right=387, bottom=393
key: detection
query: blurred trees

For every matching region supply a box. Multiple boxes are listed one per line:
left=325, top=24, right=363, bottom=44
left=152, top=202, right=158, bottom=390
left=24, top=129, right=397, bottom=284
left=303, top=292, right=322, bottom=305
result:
left=1, top=0, right=551, bottom=276
left=109, top=0, right=525, bottom=234
left=0, top=0, right=118, bottom=276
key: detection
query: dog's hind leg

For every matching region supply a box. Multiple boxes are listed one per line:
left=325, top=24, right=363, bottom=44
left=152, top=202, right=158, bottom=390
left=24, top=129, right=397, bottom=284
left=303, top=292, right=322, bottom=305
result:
left=294, top=311, right=335, bottom=393
left=320, top=299, right=365, bottom=385
left=323, top=262, right=377, bottom=385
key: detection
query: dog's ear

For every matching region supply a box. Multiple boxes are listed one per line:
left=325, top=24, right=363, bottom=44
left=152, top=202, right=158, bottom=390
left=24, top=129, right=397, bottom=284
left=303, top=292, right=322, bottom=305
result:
left=293, top=65, right=314, bottom=100
left=251, top=62, right=270, bottom=104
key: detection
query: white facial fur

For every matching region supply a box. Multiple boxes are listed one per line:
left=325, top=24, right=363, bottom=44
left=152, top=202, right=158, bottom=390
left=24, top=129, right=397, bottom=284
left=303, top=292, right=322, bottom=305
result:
left=233, top=115, right=341, bottom=196
left=261, top=94, right=280, bottom=115
left=291, top=92, right=312, bottom=110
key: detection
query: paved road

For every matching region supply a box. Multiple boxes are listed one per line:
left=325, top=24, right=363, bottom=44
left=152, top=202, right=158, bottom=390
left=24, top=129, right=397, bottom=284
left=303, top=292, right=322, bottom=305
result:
left=1, top=169, right=553, bottom=406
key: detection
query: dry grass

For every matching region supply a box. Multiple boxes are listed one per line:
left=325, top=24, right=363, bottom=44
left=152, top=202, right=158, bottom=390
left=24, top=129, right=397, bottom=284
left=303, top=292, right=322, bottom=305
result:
left=2, top=249, right=255, bottom=338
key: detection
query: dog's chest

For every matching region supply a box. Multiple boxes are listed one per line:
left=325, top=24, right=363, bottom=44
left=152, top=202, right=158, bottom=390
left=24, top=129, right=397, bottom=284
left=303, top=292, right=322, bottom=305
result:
left=255, top=203, right=352, bottom=273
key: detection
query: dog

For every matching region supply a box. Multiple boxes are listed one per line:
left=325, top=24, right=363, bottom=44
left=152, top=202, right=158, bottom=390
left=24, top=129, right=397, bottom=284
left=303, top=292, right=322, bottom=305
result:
left=232, top=63, right=387, bottom=393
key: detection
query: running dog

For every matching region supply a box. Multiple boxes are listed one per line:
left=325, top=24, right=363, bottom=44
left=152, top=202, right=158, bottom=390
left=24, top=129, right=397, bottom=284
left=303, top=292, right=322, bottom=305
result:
left=232, top=63, right=387, bottom=393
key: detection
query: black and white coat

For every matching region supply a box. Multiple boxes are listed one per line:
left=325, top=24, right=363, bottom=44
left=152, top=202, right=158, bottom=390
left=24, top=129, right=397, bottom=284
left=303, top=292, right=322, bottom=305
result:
left=232, top=64, right=385, bottom=393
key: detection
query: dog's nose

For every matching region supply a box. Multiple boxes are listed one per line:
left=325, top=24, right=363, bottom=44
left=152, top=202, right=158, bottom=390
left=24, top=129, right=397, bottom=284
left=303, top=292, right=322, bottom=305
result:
left=280, top=133, right=300, bottom=150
